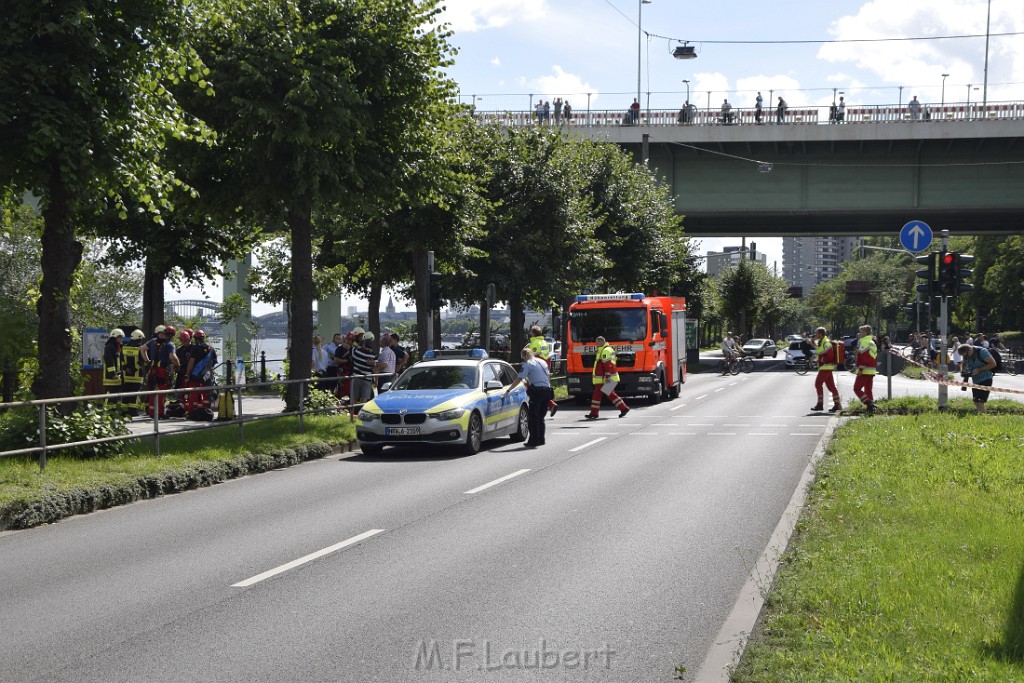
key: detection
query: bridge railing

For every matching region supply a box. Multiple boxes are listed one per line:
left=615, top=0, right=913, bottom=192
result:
left=472, top=100, right=1024, bottom=128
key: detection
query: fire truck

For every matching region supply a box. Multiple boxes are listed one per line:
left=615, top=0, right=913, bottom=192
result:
left=565, top=293, right=687, bottom=404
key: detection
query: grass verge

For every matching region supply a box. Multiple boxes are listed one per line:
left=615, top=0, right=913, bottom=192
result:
left=732, top=405, right=1024, bottom=682
left=0, top=414, right=354, bottom=530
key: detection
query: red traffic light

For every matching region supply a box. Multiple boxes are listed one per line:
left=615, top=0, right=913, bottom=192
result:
left=942, top=253, right=954, bottom=265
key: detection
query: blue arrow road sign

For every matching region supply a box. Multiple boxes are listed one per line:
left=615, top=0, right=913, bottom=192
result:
left=899, top=220, right=933, bottom=253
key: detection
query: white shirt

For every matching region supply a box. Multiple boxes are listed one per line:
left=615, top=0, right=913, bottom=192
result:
left=378, top=345, right=396, bottom=374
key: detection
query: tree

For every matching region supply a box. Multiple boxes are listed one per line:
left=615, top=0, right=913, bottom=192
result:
left=191, top=0, right=457, bottom=409
left=0, top=1, right=209, bottom=399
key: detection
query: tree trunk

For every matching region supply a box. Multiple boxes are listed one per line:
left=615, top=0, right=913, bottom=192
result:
left=412, top=248, right=429, bottom=355
left=286, top=201, right=314, bottom=411
left=367, top=283, right=382, bottom=339
left=142, top=262, right=165, bottom=339
left=33, top=167, right=84, bottom=401
left=509, top=291, right=526, bottom=361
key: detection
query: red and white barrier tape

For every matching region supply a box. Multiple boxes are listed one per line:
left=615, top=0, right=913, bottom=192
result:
left=889, top=348, right=1024, bottom=396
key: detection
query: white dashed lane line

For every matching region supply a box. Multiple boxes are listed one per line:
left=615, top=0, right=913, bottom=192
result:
left=465, top=469, right=532, bottom=495
left=570, top=438, right=607, bottom=452
left=670, top=403, right=689, bottom=411
left=232, top=529, right=385, bottom=588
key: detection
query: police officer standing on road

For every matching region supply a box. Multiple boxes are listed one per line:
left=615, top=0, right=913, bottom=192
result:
left=528, top=325, right=558, bottom=417
left=853, top=325, right=878, bottom=414
left=504, top=347, right=553, bottom=448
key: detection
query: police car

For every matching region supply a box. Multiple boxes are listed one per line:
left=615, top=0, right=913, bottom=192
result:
left=356, top=349, right=530, bottom=456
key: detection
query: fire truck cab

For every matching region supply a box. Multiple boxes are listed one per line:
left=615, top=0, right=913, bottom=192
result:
left=565, top=293, right=687, bottom=404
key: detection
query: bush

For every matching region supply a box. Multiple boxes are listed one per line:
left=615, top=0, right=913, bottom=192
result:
left=0, top=403, right=131, bottom=459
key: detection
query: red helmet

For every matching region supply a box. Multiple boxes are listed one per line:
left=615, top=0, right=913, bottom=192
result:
left=183, top=328, right=194, bottom=336
left=194, top=329, right=206, bottom=340
left=163, top=325, right=176, bottom=337
left=179, top=330, right=192, bottom=344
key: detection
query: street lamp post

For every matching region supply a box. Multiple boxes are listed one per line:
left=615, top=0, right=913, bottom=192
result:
left=637, top=0, right=652, bottom=123
left=682, top=79, right=690, bottom=104
left=983, top=0, right=992, bottom=107
left=941, top=73, right=949, bottom=107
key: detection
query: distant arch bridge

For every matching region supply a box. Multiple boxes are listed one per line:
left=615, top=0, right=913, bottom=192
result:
left=165, top=299, right=223, bottom=325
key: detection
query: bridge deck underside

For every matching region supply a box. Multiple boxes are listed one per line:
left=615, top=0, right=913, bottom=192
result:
left=638, top=135, right=1024, bottom=236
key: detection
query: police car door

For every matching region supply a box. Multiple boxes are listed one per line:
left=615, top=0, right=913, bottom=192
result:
left=482, top=363, right=509, bottom=434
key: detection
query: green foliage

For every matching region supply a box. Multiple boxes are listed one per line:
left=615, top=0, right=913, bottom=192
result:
left=304, top=388, right=341, bottom=413
left=0, top=403, right=131, bottom=459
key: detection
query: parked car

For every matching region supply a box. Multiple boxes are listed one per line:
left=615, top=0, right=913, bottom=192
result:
left=741, top=338, right=778, bottom=358
left=356, top=348, right=529, bottom=456
left=785, top=334, right=805, bottom=343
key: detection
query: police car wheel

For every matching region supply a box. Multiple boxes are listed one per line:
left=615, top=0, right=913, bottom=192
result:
left=510, top=404, right=529, bottom=442
left=463, top=412, right=484, bottom=454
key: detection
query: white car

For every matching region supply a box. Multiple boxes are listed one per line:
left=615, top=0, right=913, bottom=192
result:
left=784, top=340, right=809, bottom=367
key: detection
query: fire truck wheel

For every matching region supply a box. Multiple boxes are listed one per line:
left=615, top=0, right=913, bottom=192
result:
left=649, top=375, right=663, bottom=404
left=668, top=382, right=680, bottom=399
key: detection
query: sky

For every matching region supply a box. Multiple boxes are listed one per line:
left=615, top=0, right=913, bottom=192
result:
left=168, top=0, right=1024, bottom=314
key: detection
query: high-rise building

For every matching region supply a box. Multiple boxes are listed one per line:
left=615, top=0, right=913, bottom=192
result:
left=782, top=237, right=861, bottom=297
left=706, top=245, right=767, bottom=278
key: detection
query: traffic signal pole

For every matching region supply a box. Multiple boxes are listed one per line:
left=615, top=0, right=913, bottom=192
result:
left=426, top=250, right=435, bottom=351
left=938, top=230, right=950, bottom=409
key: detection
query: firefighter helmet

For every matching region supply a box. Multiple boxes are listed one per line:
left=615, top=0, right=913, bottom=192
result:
left=131, top=329, right=146, bottom=340
left=179, top=330, right=192, bottom=344
left=194, top=329, right=206, bottom=340
left=110, top=328, right=124, bottom=338
left=163, top=325, right=176, bottom=337
left=154, top=325, right=165, bottom=334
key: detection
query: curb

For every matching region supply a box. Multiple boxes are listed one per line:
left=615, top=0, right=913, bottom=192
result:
left=693, top=416, right=844, bottom=682
left=0, top=440, right=351, bottom=531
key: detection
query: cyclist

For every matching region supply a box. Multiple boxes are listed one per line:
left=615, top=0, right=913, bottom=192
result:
left=721, top=331, right=740, bottom=363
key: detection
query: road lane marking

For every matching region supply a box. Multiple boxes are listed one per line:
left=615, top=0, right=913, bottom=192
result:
left=635, top=432, right=661, bottom=435
left=652, top=423, right=678, bottom=426
left=723, top=423, right=750, bottom=427
left=749, top=432, right=778, bottom=436
left=232, top=529, right=385, bottom=588
left=714, top=388, right=725, bottom=392
left=570, top=438, right=607, bottom=452
left=707, top=432, right=737, bottom=436
left=669, top=432, right=697, bottom=436
left=728, top=382, right=738, bottom=386
left=670, top=403, right=689, bottom=411
left=687, top=423, right=713, bottom=426
left=759, top=423, right=789, bottom=427
left=465, top=469, right=532, bottom=494
left=693, top=395, right=708, bottom=400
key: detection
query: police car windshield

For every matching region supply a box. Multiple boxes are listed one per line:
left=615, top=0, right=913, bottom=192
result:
left=569, top=308, right=648, bottom=343
left=393, top=365, right=479, bottom=391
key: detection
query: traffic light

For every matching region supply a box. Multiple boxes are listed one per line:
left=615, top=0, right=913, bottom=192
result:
left=937, top=251, right=957, bottom=297
left=429, top=272, right=443, bottom=310
left=955, top=253, right=974, bottom=295
left=915, top=252, right=936, bottom=296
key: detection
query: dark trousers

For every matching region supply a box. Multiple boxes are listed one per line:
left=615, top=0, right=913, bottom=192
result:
left=527, top=386, right=553, bottom=445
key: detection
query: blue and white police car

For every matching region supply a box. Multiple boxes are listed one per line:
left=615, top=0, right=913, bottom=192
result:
left=356, top=349, right=530, bottom=456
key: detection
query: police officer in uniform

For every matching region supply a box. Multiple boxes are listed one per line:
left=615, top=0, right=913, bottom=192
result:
left=504, top=347, right=553, bottom=448
left=527, top=325, right=558, bottom=417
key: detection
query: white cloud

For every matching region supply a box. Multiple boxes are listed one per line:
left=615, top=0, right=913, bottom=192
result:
left=439, top=0, right=548, bottom=33
left=490, top=57, right=501, bottom=66
left=529, top=66, right=598, bottom=106
left=819, top=0, right=1024, bottom=102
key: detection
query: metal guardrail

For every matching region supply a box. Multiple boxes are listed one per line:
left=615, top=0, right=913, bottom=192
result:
left=0, top=373, right=391, bottom=469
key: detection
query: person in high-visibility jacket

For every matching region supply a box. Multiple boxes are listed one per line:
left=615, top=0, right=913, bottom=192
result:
left=121, top=329, right=147, bottom=415
left=853, top=325, right=878, bottom=414
left=810, top=326, right=842, bottom=412
left=527, top=325, right=558, bottom=417
left=102, top=329, right=125, bottom=403
left=585, top=336, right=630, bottom=419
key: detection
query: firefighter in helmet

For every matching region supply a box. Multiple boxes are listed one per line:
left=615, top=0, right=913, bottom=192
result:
left=120, top=329, right=148, bottom=415
left=102, top=328, right=125, bottom=404
left=144, top=324, right=180, bottom=418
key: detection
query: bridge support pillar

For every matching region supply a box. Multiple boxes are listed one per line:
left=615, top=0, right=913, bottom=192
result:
left=317, top=291, right=342, bottom=339
left=223, top=255, right=253, bottom=364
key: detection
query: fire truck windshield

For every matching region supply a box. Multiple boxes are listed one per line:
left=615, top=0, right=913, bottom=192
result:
left=569, top=308, right=648, bottom=343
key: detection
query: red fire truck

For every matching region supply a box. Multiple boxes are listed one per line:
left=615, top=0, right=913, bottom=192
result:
left=565, top=293, right=687, bottom=404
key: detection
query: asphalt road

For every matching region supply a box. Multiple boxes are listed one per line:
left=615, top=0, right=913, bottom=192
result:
left=3, top=357, right=1017, bottom=682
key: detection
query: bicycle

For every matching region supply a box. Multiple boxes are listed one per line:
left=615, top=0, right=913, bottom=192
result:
left=793, top=355, right=816, bottom=376
left=717, top=355, right=741, bottom=375
left=738, top=356, right=755, bottom=373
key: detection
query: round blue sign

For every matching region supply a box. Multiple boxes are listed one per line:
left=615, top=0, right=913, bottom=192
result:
left=899, top=220, right=933, bottom=253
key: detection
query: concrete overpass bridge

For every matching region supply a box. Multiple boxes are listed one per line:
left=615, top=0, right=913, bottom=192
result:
left=480, top=103, right=1024, bottom=237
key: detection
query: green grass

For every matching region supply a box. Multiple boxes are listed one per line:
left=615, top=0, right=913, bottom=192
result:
left=733, top=409, right=1024, bottom=682
left=0, top=414, right=354, bottom=511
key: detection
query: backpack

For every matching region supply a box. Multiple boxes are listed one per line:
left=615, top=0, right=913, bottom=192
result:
left=165, top=400, right=186, bottom=418
left=188, top=406, right=215, bottom=421
left=989, top=348, right=1002, bottom=374
left=831, top=339, right=845, bottom=367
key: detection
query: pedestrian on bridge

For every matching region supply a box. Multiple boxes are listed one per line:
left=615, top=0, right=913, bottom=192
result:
left=809, top=327, right=842, bottom=413
left=755, top=92, right=763, bottom=123
left=776, top=97, right=787, bottom=124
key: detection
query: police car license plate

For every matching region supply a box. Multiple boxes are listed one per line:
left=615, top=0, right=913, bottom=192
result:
left=386, top=427, right=420, bottom=436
